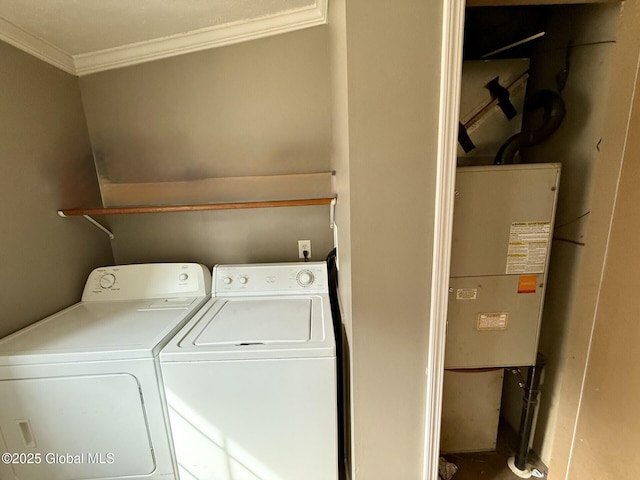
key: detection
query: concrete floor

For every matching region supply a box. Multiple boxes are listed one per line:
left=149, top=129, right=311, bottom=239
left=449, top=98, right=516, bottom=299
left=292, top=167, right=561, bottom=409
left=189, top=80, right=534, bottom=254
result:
left=441, top=420, right=547, bottom=480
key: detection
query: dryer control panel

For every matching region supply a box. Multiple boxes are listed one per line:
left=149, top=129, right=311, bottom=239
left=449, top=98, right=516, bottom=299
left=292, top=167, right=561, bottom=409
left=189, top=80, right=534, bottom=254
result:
left=82, top=263, right=211, bottom=301
left=213, top=262, right=328, bottom=295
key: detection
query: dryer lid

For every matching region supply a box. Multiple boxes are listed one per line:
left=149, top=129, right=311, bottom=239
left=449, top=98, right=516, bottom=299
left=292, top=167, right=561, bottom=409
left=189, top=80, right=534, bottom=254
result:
left=194, top=299, right=312, bottom=346
left=0, top=298, right=204, bottom=365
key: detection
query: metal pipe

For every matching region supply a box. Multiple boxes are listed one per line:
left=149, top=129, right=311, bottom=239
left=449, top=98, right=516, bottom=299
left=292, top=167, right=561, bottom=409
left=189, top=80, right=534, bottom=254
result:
left=515, top=353, right=546, bottom=471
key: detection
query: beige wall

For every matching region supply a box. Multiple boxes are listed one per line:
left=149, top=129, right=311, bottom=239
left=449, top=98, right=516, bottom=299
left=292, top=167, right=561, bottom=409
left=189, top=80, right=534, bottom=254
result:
left=332, top=1, right=445, bottom=477
left=531, top=4, right=619, bottom=464
left=546, top=1, right=640, bottom=478
left=0, top=41, right=113, bottom=338
left=107, top=206, right=334, bottom=266
left=78, top=27, right=334, bottom=265
left=564, top=25, right=640, bottom=478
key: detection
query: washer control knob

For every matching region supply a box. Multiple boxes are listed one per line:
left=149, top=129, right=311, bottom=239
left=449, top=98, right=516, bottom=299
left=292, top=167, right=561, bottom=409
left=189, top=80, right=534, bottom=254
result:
left=238, top=276, right=248, bottom=285
left=179, top=273, right=189, bottom=281
left=99, top=273, right=116, bottom=289
left=223, top=277, right=233, bottom=285
left=297, top=270, right=314, bottom=287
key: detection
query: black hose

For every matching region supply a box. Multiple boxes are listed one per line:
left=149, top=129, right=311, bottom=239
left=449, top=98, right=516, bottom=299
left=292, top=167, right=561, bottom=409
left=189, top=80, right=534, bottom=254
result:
left=494, top=90, right=566, bottom=165
left=326, top=249, right=346, bottom=479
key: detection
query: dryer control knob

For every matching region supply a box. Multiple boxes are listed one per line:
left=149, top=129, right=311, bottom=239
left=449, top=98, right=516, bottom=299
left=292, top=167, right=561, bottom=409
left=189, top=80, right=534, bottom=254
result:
left=99, top=273, right=116, bottom=289
left=223, top=277, right=233, bottom=285
left=297, top=270, right=314, bottom=287
left=238, top=276, right=248, bottom=284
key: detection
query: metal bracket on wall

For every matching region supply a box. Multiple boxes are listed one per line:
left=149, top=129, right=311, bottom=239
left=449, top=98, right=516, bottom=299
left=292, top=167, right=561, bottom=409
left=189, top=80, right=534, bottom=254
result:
left=330, top=198, right=336, bottom=229
left=57, top=211, right=115, bottom=240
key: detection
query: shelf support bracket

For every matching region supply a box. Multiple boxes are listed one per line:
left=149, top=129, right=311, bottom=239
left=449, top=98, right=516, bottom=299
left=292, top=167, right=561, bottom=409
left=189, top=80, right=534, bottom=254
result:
left=58, top=211, right=115, bottom=240
left=330, top=198, right=336, bottom=229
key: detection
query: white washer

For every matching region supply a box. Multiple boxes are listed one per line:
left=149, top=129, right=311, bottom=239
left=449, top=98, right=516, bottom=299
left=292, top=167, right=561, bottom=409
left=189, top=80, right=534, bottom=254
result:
left=160, top=262, right=338, bottom=480
left=0, top=263, right=211, bottom=480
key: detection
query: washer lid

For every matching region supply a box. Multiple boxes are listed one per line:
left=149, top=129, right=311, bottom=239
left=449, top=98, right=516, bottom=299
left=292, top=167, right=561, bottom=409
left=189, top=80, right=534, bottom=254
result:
left=162, top=295, right=335, bottom=361
left=194, top=299, right=311, bottom=346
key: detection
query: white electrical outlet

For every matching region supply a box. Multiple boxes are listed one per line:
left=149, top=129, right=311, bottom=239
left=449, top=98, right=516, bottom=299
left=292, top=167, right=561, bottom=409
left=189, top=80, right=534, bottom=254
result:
left=298, top=240, right=311, bottom=259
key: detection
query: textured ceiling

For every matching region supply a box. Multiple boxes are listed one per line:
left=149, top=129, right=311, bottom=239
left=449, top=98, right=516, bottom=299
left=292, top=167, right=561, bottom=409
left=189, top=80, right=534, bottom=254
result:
left=0, top=0, right=325, bottom=74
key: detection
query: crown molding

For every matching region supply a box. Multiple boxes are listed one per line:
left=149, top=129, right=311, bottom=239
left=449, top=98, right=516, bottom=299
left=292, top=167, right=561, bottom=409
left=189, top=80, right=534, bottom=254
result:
left=74, top=2, right=327, bottom=75
left=0, top=16, right=75, bottom=74
left=0, top=0, right=326, bottom=76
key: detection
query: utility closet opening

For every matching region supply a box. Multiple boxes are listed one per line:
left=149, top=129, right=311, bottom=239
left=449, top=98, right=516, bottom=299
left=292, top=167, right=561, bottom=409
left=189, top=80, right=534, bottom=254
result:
left=439, top=2, right=621, bottom=479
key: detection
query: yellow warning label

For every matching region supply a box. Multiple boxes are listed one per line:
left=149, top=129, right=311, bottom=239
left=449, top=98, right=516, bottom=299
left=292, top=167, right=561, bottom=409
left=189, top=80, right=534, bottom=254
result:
left=506, top=222, right=551, bottom=274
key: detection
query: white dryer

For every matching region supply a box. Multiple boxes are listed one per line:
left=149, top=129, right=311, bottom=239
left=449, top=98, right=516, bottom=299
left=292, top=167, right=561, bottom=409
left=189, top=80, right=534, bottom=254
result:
left=160, top=262, right=338, bottom=480
left=0, top=263, right=211, bottom=480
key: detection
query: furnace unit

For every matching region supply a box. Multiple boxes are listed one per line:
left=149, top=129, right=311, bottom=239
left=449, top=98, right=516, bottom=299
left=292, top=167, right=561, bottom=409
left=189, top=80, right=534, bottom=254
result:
left=441, top=162, right=560, bottom=453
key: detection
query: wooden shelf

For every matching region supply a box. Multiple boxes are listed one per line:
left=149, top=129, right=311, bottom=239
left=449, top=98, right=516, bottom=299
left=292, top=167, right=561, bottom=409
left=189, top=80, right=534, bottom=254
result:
left=59, top=197, right=336, bottom=217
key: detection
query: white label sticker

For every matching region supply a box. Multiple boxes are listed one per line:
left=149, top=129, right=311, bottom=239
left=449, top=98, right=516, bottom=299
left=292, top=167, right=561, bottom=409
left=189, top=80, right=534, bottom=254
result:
left=506, top=221, right=551, bottom=274
left=477, top=312, right=509, bottom=331
left=456, top=288, right=478, bottom=300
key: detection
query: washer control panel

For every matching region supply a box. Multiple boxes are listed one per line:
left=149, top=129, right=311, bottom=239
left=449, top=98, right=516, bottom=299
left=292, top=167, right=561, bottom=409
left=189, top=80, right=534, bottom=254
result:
left=214, top=262, right=327, bottom=295
left=82, top=263, right=211, bottom=301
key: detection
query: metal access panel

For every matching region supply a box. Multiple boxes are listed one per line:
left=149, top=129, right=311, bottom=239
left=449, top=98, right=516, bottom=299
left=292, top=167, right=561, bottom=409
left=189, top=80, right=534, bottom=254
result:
left=440, top=369, right=504, bottom=453
left=445, top=163, right=560, bottom=369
